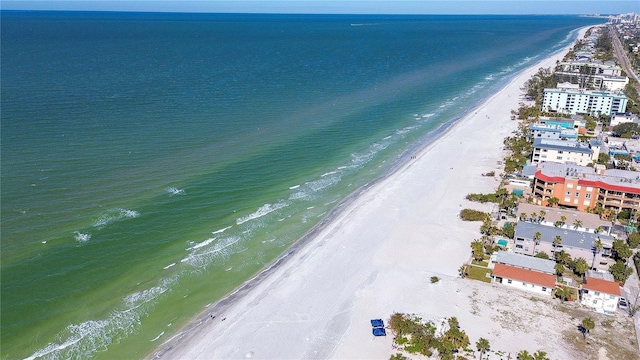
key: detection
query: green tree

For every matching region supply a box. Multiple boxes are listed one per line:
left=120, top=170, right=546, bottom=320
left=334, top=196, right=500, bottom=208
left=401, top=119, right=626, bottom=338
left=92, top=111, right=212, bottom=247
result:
left=553, top=235, right=563, bottom=253
left=533, top=350, right=550, bottom=360
left=502, top=222, right=515, bottom=239
left=573, top=219, right=583, bottom=229
left=520, top=212, right=527, bottom=221
left=547, top=197, right=559, bottom=207
left=581, top=317, right=595, bottom=340
left=609, top=260, right=633, bottom=283
left=555, top=285, right=573, bottom=301
left=592, top=238, right=603, bottom=269
left=613, top=239, right=632, bottom=260
left=471, top=240, right=485, bottom=261
left=572, top=257, right=589, bottom=277
left=554, top=263, right=565, bottom=276
left=612, top=122, right=640, bottom=138
left=628, top=231, right=640, bottom=248
left=535, top=252, right=550, bottom=260
left=539, top=210, right=546, bottom=219
left=560, top=215, right=567, bottom=224
left=555, top=250, right=572, bottom=266
left=517, top=350, right=533, bottom=360
left=533, top=231, right=542, bottom=253
left=597, top=152, right=611, bottom=165
left=476, top=338, right=490, bottom=359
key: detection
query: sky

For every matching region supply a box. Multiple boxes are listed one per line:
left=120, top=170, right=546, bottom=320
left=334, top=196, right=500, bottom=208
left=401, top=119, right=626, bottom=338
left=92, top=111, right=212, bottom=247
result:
left=1, top=0, right=639, bottom=15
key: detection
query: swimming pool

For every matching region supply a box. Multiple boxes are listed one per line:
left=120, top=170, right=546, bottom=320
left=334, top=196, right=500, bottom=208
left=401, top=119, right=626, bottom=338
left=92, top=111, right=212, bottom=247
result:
left=497, top=239, right=508, bottom=247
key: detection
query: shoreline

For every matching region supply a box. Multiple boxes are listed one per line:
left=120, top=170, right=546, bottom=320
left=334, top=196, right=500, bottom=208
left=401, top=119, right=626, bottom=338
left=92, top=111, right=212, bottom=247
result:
left=150, top=27, right=590, bottom=359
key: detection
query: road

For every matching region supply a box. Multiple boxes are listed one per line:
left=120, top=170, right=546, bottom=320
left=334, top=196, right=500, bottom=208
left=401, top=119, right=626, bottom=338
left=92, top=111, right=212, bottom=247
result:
left=609, top=24, right=640, bottom=94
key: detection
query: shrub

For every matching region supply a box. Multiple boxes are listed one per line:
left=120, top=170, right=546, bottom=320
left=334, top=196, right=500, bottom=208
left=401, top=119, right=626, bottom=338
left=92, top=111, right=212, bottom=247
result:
left=459, top=209, right=489, bottom=221
left=430, top=276, right=440, bottom=283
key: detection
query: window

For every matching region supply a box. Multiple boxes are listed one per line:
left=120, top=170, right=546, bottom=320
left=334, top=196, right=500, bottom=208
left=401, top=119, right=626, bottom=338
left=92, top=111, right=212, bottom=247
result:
left=557, top=156, right=563, bottom=160
left=575, top=192, right=580, bottom=197
left=567, top=183, right=574, bottom=189
left=566, top=191, right=572, bottom=195
left=558, top=151, right=564, bottom=154
left=542, top=287, right=547, bottom=292
left=585, top=193, right=591, bottom=199
left=507, top=279, right=512, bottom=284
left=595, top=291, right=600, bottom=296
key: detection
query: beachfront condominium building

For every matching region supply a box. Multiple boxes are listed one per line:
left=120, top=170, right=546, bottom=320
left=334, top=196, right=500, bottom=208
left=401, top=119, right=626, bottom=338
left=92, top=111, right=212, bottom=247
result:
left=530, top=138, right=601, bottom=166
left=541, top=88, right=628, bottom=116
left=532, top=162, right=640, bottom=214
left=530, top=123, right=578, bottom=141
left=555, top=60, right=628, bottom=91
left=513, top=222, right=614, bottom=270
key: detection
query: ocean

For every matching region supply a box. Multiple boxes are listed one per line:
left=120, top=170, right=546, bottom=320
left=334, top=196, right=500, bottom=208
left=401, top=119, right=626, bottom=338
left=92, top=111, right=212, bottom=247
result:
left=0, top=12, right=603, bottom=359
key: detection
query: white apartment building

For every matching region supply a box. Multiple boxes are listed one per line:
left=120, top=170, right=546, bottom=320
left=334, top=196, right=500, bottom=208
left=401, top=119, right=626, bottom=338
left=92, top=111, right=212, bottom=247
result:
left=531, top=138, right=601, bottom=166
left=580, top=271, right=621, bottom=315
left=542, top=88, right=628, bottom=116
left=610, top=112, right=639, bottom=127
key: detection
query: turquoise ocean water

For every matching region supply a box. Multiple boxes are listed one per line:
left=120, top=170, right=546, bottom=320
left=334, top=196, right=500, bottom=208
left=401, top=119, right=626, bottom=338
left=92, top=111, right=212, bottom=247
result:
left=1, top=12, right=603, bottom=359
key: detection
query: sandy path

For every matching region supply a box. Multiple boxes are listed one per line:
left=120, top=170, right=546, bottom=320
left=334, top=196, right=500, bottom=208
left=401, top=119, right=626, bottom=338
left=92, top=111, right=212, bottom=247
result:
left=152, top=27, right=592, bottom=360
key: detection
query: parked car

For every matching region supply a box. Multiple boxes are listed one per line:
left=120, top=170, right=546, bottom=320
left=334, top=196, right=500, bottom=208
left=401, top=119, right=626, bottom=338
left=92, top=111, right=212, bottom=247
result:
left=619, top=297, right=628, bottom=309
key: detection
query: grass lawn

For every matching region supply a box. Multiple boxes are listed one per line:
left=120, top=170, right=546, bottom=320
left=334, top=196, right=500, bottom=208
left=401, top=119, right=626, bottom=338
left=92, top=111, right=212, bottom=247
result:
left=467, top=266, right=492, bottom=283
left=471, top=259, right=489, bottom=267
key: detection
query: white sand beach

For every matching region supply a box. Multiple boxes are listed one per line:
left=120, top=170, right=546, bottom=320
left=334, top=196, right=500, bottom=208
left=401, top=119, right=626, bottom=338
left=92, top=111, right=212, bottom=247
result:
left=151, top=27, right=637, bottom=360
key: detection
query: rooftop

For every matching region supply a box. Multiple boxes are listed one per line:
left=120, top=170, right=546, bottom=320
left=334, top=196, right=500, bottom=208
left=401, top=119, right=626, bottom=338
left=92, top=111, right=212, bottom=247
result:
left=493, top=264, right=556, bottom=289
left=543, top=88, right=627, bottom=98
left=516, top=203, right=609, bottom=232
left=536, top=162, right=640, bottom=192
left=533, top=138, right=593, bottom=154
left=494, top=251, right=556, bottom=274
left=583, top=272, right=621, bottom=295
left=514, top=222, right=613, bottom=251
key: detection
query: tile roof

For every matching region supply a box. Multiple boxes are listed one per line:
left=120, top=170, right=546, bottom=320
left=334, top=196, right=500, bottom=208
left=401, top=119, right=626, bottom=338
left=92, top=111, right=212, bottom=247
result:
left=492, top=264, right=556, bottom=288
left=583, top=276, right=621, bottom=296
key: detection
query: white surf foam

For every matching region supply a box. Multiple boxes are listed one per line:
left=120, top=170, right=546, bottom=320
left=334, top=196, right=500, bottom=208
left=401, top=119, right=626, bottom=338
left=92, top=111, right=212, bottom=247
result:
left=150, top=332, right=165, bottom=342
left=289, top=184, right=300, bottom=190
left=167, top=187, right=185, bottom=195
left=236, top=202, right=288, bottom=225
left=74, top=232, right=91, bottom=242
left=93, top=208, right=140, bottom=228
left=187, top=237, right=217, bottom=251
left=212, top=225, right=232, bottom=235
left=163, top=263, right=176, bottom=270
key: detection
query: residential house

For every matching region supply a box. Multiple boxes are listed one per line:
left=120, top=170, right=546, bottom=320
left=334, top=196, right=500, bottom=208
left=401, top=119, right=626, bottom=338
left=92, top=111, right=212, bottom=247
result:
left=491, top=251, right=556, bottom=296
left=580, top=270, right=621, bottom=314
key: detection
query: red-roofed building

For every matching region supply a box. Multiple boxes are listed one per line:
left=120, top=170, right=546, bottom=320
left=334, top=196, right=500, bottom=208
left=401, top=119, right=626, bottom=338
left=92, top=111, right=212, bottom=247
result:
left=580, top=270, right=621, bottom=314
left=492, top=263, right=556, bottom=296
left=532, top=161, right=640, bottom=212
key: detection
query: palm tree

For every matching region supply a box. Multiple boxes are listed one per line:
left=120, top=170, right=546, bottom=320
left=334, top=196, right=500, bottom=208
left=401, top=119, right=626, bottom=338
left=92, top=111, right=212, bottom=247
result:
left=560, top=215, right=567, bottom=225
left=458, top=264, right=467, bottom=278
left=595, top=225, right=604, bottom=235
left=591, top=238, right=603, bottom=269
left=555, top=250, right=571, bottom=266
left=539, top=210, right=546, bottom=222
left=531, top=212, right=538, bottom=221
left=533, top=231, right=542, bottom=254
left=533, top=350, right=550, bottom=360
left=581, top=317, right=595, bottom=340
left=547, top=197, right=559, bottom=207
left=573, top=219, right=583, bottom=229
left=517, top=350, right=533, bottom=360
left=476, top=338, right=490, bottom=359
left=553, top=235, right=563, bottom=254
left=554, top=263, right=565, bottom=276
left=520, top=212, right=527, bottom=221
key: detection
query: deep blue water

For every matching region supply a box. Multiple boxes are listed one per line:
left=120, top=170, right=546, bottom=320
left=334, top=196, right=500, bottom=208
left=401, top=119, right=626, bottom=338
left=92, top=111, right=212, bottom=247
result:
left=0, top=12, right=603, bottom=359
